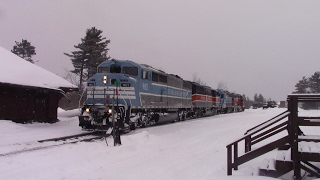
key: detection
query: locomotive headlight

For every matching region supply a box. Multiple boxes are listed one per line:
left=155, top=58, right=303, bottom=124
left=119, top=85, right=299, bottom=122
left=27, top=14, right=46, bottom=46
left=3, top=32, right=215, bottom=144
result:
left=85, top=108, right=90, bottom=113
left=103, top=75, right=107, bottom=84
left=108, top=108, right=112, bottom=114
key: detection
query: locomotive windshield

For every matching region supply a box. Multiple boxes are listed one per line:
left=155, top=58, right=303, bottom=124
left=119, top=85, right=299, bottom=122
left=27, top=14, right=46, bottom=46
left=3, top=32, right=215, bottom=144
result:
left=123, top=67, right=138, bottom=76
left=98, top=67, right=108, bottom=73
left=110, top=64, right=121, bottom=73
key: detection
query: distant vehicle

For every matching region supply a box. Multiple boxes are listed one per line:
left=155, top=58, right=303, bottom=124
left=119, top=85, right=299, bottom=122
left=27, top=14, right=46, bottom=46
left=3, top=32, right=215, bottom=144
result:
left=252, top=102, right=262, bottom=109
left=278, top=101, right=286, bottom=108
left=262, top=101, right=277, bottom=109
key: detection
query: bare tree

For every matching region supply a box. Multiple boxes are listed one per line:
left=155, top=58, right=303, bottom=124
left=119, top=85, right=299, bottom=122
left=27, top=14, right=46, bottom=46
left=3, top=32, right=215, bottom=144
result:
left=192, top=72, right=206, bottom=85
left=217, top=81, right=228, bottom=91
left=63, top=68, right=80, bottom=89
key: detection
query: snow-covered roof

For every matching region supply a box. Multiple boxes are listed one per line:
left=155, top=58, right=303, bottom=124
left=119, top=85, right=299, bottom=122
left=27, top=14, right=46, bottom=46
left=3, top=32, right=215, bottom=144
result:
left=0, top=46, right=77, bottom=91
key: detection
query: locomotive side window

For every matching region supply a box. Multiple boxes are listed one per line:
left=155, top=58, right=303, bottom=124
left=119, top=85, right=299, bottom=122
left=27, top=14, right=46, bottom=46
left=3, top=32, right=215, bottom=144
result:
left=110, top=65, right=121, bottom=73
left=142, top=70, right=149, bottom=80
left=123, top=67, right=138, bottom=76
left=98, top=67, right=108, bottom=73
left=159, top=74, right=167, bottom=83
left=152, top=72, right=159, bottom=82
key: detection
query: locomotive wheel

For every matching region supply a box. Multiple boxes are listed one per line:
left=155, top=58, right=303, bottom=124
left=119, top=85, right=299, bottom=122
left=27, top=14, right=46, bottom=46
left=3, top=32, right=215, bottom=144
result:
left=177, top=113, right=181, bottom=122
left=140, top=116, right=149, bottom=128
left=174, top=113, right=180, bottom=122
left=130, top=123, right=136, bottom=130
left=181, top=113, right=186, bottom=121
left=140, top=120, right=146, bottom=128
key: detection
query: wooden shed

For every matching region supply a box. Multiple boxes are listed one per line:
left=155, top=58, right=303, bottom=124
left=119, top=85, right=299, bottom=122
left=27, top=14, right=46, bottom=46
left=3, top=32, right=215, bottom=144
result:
left=0, top=46, right=77, bottom=123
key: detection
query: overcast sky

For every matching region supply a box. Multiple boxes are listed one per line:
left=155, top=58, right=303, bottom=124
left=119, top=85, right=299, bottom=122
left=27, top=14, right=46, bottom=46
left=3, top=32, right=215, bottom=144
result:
left=1, top=1, right=320, bottom=101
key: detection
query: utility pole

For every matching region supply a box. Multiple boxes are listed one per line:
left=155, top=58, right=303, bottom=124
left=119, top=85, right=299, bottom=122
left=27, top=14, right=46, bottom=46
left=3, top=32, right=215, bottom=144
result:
left=114, top=80, right=121, bottom=145
left=112, top=80, right=121, bottom=146
left=103, top=74, right=108, bottom=145
left=112, top=89, right=116, bottom=146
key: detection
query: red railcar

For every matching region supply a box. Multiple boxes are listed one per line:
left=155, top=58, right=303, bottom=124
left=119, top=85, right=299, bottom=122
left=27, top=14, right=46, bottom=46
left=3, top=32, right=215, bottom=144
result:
left=231, top=93, right=245, bottom=112
left=191, top=83, right=222, bottom=116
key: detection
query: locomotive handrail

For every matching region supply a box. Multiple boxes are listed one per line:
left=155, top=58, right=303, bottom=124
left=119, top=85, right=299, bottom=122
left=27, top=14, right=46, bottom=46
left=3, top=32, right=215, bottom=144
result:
left=121, top=88, right=133, bottom=107
left=118, top=88, right=134, bottom=118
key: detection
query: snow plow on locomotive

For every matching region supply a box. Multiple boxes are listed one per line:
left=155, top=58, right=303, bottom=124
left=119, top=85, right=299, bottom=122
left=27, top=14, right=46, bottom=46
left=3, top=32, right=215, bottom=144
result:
left=78, top=59, right=245, bottom=131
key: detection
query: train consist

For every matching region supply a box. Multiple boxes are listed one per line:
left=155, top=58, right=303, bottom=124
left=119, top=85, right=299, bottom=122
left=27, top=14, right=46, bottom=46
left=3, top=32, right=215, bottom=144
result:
left=79, top=59, right=245, bottom=131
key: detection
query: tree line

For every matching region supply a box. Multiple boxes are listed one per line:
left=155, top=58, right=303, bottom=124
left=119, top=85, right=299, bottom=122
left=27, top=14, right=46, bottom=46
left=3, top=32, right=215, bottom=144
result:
left=242, top=93, right=270, bottom=109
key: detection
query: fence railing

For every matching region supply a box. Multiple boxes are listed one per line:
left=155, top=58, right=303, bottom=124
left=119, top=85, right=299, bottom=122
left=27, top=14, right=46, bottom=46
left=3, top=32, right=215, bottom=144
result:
left=226, top=110, right=290, bottom=175
left=227, top=94, right=320, bottom=178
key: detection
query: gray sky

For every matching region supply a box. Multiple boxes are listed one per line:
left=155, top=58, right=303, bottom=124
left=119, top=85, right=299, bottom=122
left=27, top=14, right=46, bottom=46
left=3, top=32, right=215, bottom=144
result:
left=1, top=1, right=320, bottom=101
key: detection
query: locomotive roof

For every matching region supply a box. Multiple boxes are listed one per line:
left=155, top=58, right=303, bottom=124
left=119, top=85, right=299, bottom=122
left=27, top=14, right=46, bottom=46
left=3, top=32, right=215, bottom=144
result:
left=0, top=46, right=78, bottom=92
left=168, top=74, right=182, bottom=79
left=140, top=64, right=166, bottom=74
left=99, top=59, right=167, bottom=74
left=99, top=59, right=141, bottom=67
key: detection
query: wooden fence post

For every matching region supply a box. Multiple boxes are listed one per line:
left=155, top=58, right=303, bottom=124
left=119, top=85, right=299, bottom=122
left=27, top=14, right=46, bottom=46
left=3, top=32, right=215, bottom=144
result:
left=289, top=96, right=300, bottom=179
left=227, top=145, right=232, bottom=175
left=245, top=136, right=251, bottom=153
left=234, top=143, right=238, bottom=170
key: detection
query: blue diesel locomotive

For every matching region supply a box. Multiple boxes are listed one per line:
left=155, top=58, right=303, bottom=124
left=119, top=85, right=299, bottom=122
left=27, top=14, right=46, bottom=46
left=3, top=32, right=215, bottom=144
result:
left=78, top=59, right=244, bottom=131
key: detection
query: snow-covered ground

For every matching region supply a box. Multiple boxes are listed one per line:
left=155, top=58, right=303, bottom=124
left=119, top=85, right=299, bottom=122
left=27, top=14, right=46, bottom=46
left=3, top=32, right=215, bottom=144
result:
left=1, top=108, right=320, bottom=180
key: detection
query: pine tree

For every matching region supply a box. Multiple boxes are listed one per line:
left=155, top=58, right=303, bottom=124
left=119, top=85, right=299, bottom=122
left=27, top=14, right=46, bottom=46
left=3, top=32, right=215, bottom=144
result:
left=292, top=74, right=320, bottom=109
left=254, top=93, right=258, bottom=102
left=246, top=96, right=252, bottom=108
left=309, top=72, right=320, bottom=93
left=11, top=39, right=36, bottom=63
left=242, top=94, right=251, bottom=109
left=294, top=76, right=309, bottom=94
left=64, top=27, right=111, bottom=88
left=258, top=94, right=265, bottom=103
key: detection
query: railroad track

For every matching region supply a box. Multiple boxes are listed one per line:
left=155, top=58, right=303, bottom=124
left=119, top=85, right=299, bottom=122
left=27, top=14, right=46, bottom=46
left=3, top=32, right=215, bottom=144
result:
left=37, top=131, right=106, bottom=142
left=0, top=131, right=110, bottom=157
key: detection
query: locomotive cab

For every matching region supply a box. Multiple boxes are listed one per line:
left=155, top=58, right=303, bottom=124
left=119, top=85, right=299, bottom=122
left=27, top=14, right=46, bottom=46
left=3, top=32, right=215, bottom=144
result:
left=79, top=59, right=141, bottom=130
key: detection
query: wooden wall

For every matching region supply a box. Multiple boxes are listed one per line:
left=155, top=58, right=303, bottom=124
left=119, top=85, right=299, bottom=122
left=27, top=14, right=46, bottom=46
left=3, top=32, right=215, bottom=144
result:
left=0, top=85, right=62, bottom=123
